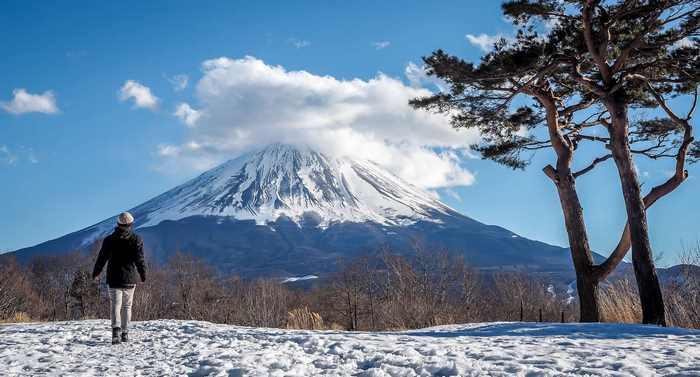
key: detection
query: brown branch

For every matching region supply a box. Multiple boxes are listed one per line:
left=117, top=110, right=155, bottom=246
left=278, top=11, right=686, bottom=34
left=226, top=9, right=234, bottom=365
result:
left=489, top=65, right=561, bottom=113
left=559, top=98, right=596, bottom=117
left=583, top=0, right=612, bottom=83
left=574, top=134, right=610, bottom=143
left=646, top=82, right=685, bottom=124
left=610, top=11, right=661, bottom=74
left=542, top=164, right=558, bottom=183
left=522, top=140, right=552, bottom=151
left=686, top=87, right=698, bottom=120
left=570, top=65, right=607, bottom=96
left=574, top=110, right=608, bottom=129
left=534, top=91, right=573, bottom=161
left=573, top=154, right=612, bottom=178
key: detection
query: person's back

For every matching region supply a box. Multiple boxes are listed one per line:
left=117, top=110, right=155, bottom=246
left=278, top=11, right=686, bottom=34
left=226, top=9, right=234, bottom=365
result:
left=92, top=212, right=146, bottom=345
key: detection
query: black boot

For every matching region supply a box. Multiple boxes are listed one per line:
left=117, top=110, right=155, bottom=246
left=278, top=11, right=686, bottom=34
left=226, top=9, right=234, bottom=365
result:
left=121, top=331, right=128, bottom=343
left=112, top=327, right=121, bottom=345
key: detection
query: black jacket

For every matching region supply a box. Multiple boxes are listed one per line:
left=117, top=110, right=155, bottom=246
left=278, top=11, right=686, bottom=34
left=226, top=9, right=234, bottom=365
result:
left=92, top=226, right=147, bottom=288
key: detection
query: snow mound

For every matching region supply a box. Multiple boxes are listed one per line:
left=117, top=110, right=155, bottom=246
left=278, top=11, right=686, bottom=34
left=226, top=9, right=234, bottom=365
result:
left=1, top=320, right=699, bottom=376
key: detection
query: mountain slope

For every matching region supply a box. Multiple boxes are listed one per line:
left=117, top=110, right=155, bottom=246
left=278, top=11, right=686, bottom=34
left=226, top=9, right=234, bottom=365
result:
left=10, top=143, right=583, bottom=278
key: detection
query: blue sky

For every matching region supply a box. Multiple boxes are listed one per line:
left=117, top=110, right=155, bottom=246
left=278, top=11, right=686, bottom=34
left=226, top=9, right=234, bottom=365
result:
left=1, top=1, right=698, bottom=265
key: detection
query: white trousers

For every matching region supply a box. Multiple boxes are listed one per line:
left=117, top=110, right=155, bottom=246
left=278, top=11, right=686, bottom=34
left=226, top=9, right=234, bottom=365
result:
left=109, top=287, right=135, bottom=331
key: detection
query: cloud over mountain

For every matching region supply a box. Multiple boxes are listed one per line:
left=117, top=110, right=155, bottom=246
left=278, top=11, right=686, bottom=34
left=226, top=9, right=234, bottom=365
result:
left=158, top=56, right=479, bottom=189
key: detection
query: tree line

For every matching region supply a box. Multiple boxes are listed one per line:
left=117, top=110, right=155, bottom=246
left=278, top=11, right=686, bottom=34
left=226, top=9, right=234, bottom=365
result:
left=2, top=246, right=698, bottom=330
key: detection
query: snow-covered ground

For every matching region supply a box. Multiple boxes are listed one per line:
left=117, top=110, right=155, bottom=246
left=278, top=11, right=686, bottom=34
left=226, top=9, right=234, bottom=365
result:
left=1, top=320, right=699, bottom=377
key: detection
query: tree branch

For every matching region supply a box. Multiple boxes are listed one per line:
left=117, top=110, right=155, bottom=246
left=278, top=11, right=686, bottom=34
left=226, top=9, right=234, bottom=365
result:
left=686, top=87, right=698, bottom=121
left=573, top=134, right=610, bottom=143
left=583, top=0, right=612, bottom=82
left=570, top=65, right=607, bottom=96
left=646, top=82, right=685, bottom=124
left=559, top=98, right=596, bottom=117
left=573, top=154, right=612, bottom=178
left=609, top=9, right=662, bottom=74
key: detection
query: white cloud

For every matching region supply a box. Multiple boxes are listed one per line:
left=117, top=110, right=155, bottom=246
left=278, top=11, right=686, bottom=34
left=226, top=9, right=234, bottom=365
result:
left=372, top=41, right=391, bottom=50
left=0, top=145, right=39, bottom=165
left=288, top=38, right=311, bottom=48
left=443, top=188, right=463, bottom=202
left=119, top=80, right=159, bottom=110
left=157, top=56, right=479, bottom=189
left=1, top=89, right=59, bottom=115
left=167, top=74, right=189, bottom=91
left=27, top=148, right=38, bottom=164
left=173, top=103, right=201, bottom=127
left=157, top=144, right=179, bottom=157
left=466, top=33, right=504, bottom=52
left=0, top=146, right=17, bottom=165
left=405, top=62, right=448, bottom=92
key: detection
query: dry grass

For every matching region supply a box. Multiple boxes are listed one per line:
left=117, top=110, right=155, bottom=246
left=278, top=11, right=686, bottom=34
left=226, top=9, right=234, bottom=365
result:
left=0, top=312, right=31, bottom=324
left=286, top=307, right=324, bottom=330
left=599, top=278, right=642, bottom=323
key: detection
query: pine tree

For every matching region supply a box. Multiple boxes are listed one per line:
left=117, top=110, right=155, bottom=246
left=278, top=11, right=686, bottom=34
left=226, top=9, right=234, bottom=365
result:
left=411, top=0, right=699, bottom=324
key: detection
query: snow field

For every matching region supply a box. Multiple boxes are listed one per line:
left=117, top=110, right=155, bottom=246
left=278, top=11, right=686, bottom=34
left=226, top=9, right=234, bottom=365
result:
left=1, top=320, right=699, bottom=376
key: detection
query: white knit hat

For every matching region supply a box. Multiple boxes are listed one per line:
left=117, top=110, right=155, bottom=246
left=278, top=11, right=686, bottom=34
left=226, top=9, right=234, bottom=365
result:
left=117, top=212, right=134, bottom=225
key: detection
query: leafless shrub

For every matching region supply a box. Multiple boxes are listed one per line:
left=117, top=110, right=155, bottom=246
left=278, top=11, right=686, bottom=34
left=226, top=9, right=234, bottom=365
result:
left=3, top=245, right=698, bottom=330
left=27, top=251, right=94, bottom=321
left=0, top=257, right=39, bottom=321
left=311, top=248, right=481, bottom=331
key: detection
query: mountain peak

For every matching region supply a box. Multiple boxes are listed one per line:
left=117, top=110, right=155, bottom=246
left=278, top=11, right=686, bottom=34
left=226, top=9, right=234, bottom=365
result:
left=81, top=143, right=454, bottom=240
left=260, top=142, right=313, bottom=154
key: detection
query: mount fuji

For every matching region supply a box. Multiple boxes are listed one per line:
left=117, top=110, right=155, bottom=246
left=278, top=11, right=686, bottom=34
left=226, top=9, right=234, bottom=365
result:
left=10, top=143, right=583, bottom=278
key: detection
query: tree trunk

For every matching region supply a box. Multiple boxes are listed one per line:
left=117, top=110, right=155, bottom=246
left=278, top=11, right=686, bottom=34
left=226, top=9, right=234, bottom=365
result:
left=607, top=100, right=666, bottom=326
left=538, top=96, right=603, bottom=323
left=519, top=298, right=524, bottom=321
left=576, top=273, right=600, bottom=322
left=547, top=167, right=602, bottom=322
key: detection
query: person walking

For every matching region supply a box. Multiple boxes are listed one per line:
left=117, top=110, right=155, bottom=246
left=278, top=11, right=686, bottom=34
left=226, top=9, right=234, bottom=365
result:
left=92, top=212, right=146, bottom=345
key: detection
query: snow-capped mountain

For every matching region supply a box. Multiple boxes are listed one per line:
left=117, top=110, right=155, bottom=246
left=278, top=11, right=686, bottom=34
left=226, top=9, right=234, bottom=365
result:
left=73, top=143, right=458, bottom=246
left=132, top=143, right=453, bottom=228
left=10, top=143, right=585, bottom=278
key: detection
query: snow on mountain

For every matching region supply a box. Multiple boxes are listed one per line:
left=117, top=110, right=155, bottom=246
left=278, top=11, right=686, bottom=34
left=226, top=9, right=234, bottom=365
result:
left=281, top=275, right=319, bottom=284
left=13, top=142, right=580, bottom=278
left=2, top=320, right=699, bottom=376
left=81, top=143, right=455, bottom=243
